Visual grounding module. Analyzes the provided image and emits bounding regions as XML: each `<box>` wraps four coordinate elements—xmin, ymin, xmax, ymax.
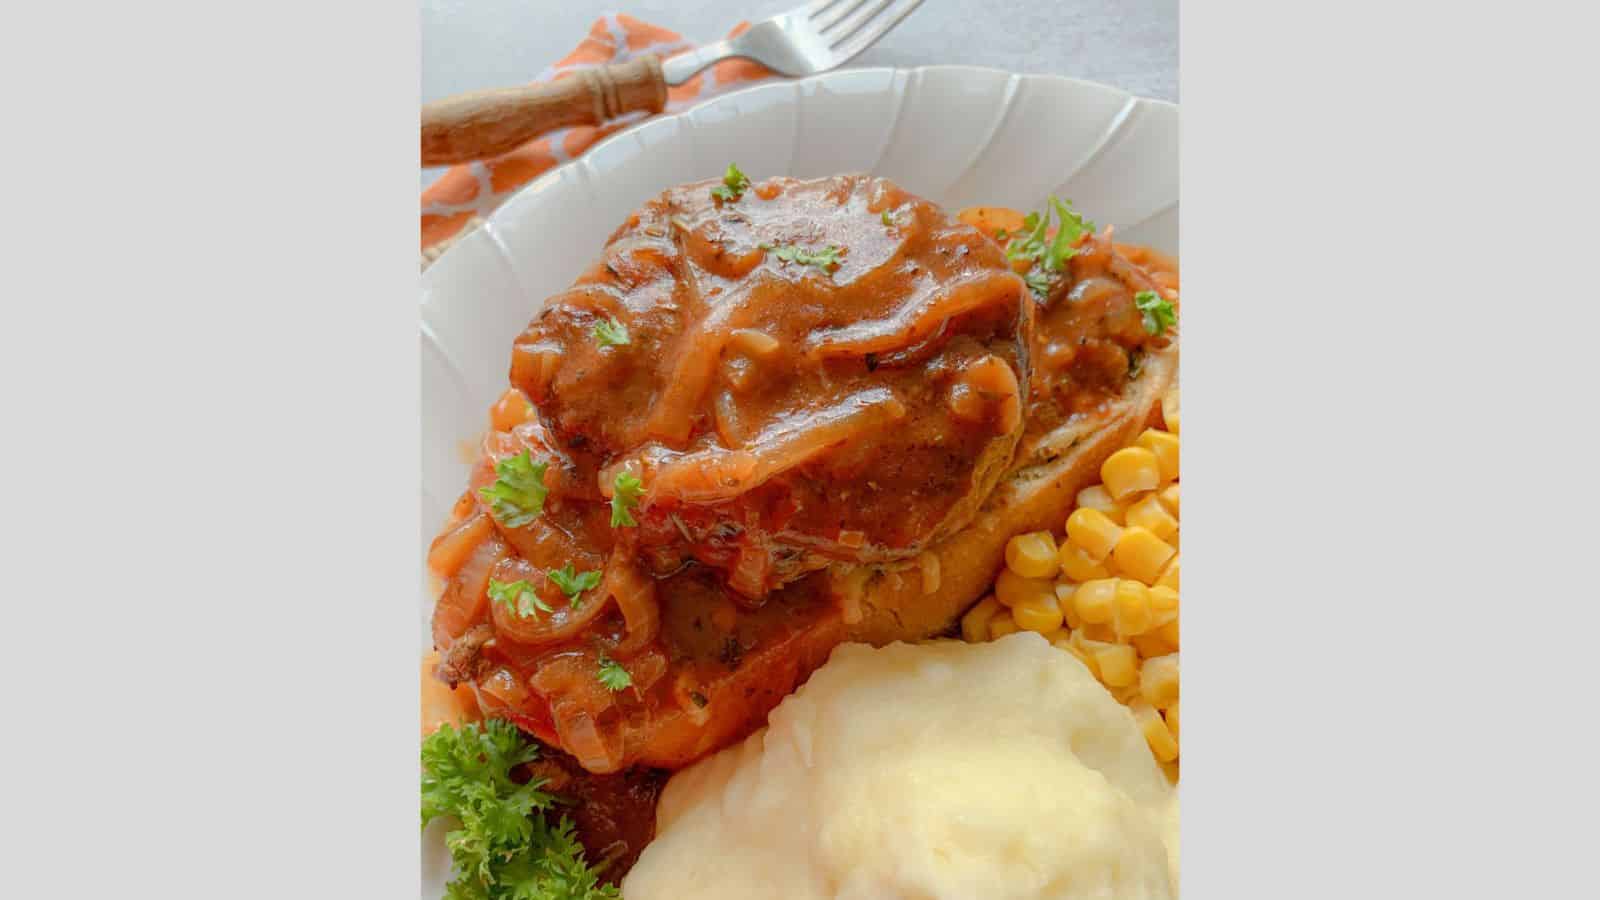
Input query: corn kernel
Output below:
<box><xmin>1066</xmin><ymin>507</ymin><xmax>1123</xmax><ymax>561</ymax></box>
<box><xmin>1136</xmin><ymin>429</ymin><xmax>1180</xmax><ymax>484</ymax></box>
<box><xmin>1062</xmin><ymin>639</ymin><xmax>1098</xmax><ymax>678</ymax></box>
<box><xmin>1149</xmin><ymin>585</ymin><xmax>1179</xmax><ymax>626</ymax></box>
<box><xmin>1012</xmin><ymin>592</ymin><xmax>1065</xmax><ymax>633</ymax></box>
<box><xmin>1130</xmin><ymin>633</ymin><xmax>1174</xmax><ymax>659</ymax></box>
<box><xmin>1157</xmin><ymin>618</ymin><xmax>1179</xmax><ymax>648</ymax></box>
<box><xmin>1156</xmin><ymin>554</ymin><xmax>1180</xmax><ymax>591</ymax></box>
<box><xmin>989</xmin><ymin>611</ymin><xmax>1021</xmax><ymax>639</ymax></box>
<box><xmin>1166</xmin><ymin>701</ymin><xmax>1180</xmax><ymax>740</ymax></box>
<box><xmin>1112</xmin><ymin>526</ymin><xmax>1177</xmax><ymax>585</ymax></box>
<box><xmin>1067</xmin><ymin>629</ymin><xmax>1102</xmax><ymax>652</ymax></box>
<box><xmin>995</xmin><ymin>568</ymin><xmax>1055</xmax><ymax>609</ymax></box>
<box><xmin>1110</xmin><ymin>682</ymin><xmax>1145</xmax><ymax>706</ymax></box>
<box><xmin>1101</xmin><ymin>446</ymin><xmax>1161</xmax><ymax>500</ymax></box>
<box><xmin>1005</xmin><ymin>531</ymin><xmax>1060</xmax><ymax>579</ymax></box>
<box><xmin>1114</xmin><ymin>579</ymin><xmax>1155</xmax><ymax>636</ymax></box>
<box><xmin>1055</xmin><ymin>583</ymin><xmax>1083</xmax><ymax>629</ymax></box>
<box><xmin>1094</xmin><ymin>643</ymin><xmax>1140</xmax><ymax>687</ymax></box>
<box><xmin>1067</xmin><ymin>647</ymin><xmax>1098</xmax><ymax>678</ymax></box>
<box><xmin>1140</xmin><ymin>653</ymin><xmax>1180</xmax><ymax>709</ymax></box>
<box><xmin>1158</xmin><ymin>484</ymin><xmax>1179</xmax><ymax>517</ymax></box>
<box><xmin>961</xmin><ymin>595</ymin><xmax>1001</xmax><ymax>643</ymax></box>
<box><xmin>1132</xmin><ymin>701</ymin><xmax>1179</xmax><ymax>762</ymax></box>
<box><xmin>1073</xmin><ymin>578</ymin><xmax>1117</xmax><ymax>624</ymax></box>
<box><xmin>1074</xmin><ymin>484</ymin><xmax>1128</xmax><ymax>524</ymax></box>
<box><xmin>1124</xmin><ymin>493</ymin><xmax>1178</xmax><ymax>541</ymax></box>
<box><xmin>1080</xmin><ymin>622</ymin><xmax>1119</xmax><ymax>643</ymax></box>
<box><xmin>1058</xmin><ymin>542</ymin><xmax>1111</xmax><ymax>582</ymax></box>
<box><xmin>1068</xmin><ymin>631</ymin><xmax>1114</xmax><ymax>678</ymax></box>
<box><xmin>1162</xmin><ymin>387</ymin><xmax>1180</xmax><ymax>435</ymax></box>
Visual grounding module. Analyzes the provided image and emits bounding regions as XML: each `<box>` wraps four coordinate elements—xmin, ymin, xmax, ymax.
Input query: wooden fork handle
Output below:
<box><xmin>421</xmin><ymin>55</ymin><xmax>668</xmax><ymax>167</ymax></box>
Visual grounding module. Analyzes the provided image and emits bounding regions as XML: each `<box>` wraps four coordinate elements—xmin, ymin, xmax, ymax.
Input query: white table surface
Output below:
<box><xmin>422</xmin><ymin>0</ymin><xmax>1178</xmax><ymax>189</ymax></box>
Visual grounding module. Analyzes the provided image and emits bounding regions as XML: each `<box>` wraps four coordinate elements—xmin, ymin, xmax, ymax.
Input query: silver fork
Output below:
<box><xmin>422</xmin><ymin>0</ymin><xmax>928</xmax><ymax>166</ymax></box>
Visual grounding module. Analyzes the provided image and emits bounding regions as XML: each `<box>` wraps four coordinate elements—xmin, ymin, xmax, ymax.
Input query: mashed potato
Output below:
<box><xmin>622</xmin><ymin>633</ymin><xmax>1179</xmax><ymax>899</ymax></box>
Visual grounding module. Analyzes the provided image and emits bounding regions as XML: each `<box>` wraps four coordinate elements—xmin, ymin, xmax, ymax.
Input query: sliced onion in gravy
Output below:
<box><xmin>647</xmin><ymin>388</ymin><xmax>908</xmax><ymax>504</ymax></box>
<box><xmin>805</xmin><ymin>271</ymin><xmax>1023</xmax><ymax>358</ymax></box>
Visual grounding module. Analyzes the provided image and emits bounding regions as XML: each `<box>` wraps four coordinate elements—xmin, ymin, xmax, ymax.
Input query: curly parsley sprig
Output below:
<box><xmin>488</xmin><ymin>579</ymin><xmax>553</xmax><ymax>618</ymax></box>
<box><xmin>1007</xmin><ymin>196</ymin><xmax>1096</xmax><ymax>299</ymax></box>
<box><xmin>592</xmin><ymin>318</ymin><xmax>629</xmax><ymax>348</ymax></box>
<box><xmin>761</xmin><ymin>242</ymin><xmax>844</xmax><ymax>273</ymax></box>
<box><xmin>479</xmin><ymin>450</ymin><xmax>549</xmax><ymax>527</ymax></box>
<box><xmin>597</xmin><ymin>655</ymin><xmax>633</xmax><ymax>692</ymax></box>
<box><xmin>546</xmin><ymin>564</ymin><xmax>602</xmax><ymax>608</ymax></box>
<box><xmin>710</xmin><ymin>162</ymin><xmax>750</xmax><ymax>202</ymax></box>
<box><xmin>422</xmin><ymin>720</ymin><xmax>618</xmax><ymax>899</ymax></box>
<box><xmin>609</xmin><ymin>472</ymin><xmax>643</xmax><ymax>528</ymax></box>
<box><xmin>1134</xmin><ymin>290</ymin><xmax>1177</xmax><ymax>336</ymax></box>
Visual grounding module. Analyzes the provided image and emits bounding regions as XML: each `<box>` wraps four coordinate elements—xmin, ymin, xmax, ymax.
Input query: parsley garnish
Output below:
<box><xmin>1007</xmin><ymin>196</ymin><xmax>1097</xmax><ymax>299</ymax></box>
<box><xmin>1043</xmin><ymin>197</ymin><xmax>1094</xmax><ymax>270</ymax></box>
<box><xmin>610</xmin><ymin>471</ymin><xmax>643</xmax><ymax>527</ymax></box>
<box><xmin>422</xmin><ymin>720</ymin><xmax>619</xmax><ymax>900</ymax></box>
<box><xmin>710</xmin><ymin>162</ymin><xmax>750</xmax><ymax>202</ymax></box>
<box><xmin>1005</xmin><ymin>210</ymin><xmax>1050</xmax><ymax>267</ymax></box>
<box><xmin>881</xmin><ymin>209</ymin><xmax>897</xmax><ymax>227</ymax></box>
<box><xmin>478</xmin><ymin>450</ymin><xmax>548</xmax><ymax>527</ymax></box>
<box><xmin>1023</xmin><ymin>270</ymin><xmax>1053</xmax><ymax>297</ymax></box>
<box><xmin>592</xmin><ymin>317</ymin><xmax>630</xmax><ymax>347</ymax></box>
<box><xmin>597</xmin><ymin>655</ymin><xmax>633</xmax><ymax>692</ymax></box>
<box><xmin>546</xmin><ymin>564</ymin><xmax>602</xmax><ymax>608</ymax></box>
<box><xmin>1134</xmin><ymin>290</ymin><xmax>1177</xmax><ymax>336</ymax></box>
<box><xmin>488</xmin><ymin>578</ymin><xmax>553</xmax><ymax>618</ymax></box>
<box><xmin>762</xmin><ymin>242</ymin><xmax>844</xmax><ymax>273</ymax></box>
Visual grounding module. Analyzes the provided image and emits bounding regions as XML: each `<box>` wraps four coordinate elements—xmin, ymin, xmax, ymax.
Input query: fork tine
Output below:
<box><xmin>830</xmin><ymin>0</ymin><xmax>925</xmax><ymax>55</ymax></box>
<box><xmin>822</xmin><ymin>0</ymin><xmax>894</xmax><ymax>41</ymax></box>
<box><xmin>805</xmin><ymin>0</ymin><xmax>847</xmax><ymax>15</ymax></box>
<box><xmin>811</xmin><ymin>0</ymin><xmax>872</xmax><ymax>32</ymax></box>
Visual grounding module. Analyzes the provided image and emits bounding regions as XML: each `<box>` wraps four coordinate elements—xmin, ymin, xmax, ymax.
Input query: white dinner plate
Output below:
<box><xmin>419</xmin><ymin>65</ymin><xmax>1177</xmax><ymax>894</ymax></box>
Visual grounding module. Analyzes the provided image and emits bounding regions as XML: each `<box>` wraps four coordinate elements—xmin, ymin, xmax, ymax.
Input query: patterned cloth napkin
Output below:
<box><xmin>421</xmin><ymin>14</ymin><xmax>778</xmax><ymax>264</ymax></box>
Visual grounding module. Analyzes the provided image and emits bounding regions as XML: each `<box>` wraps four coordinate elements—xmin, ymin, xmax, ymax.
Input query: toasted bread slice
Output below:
<box><xmin>844</xmin><ymin>344</ymin><xmax>1177</xmax><ymax>644</ymax></box>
